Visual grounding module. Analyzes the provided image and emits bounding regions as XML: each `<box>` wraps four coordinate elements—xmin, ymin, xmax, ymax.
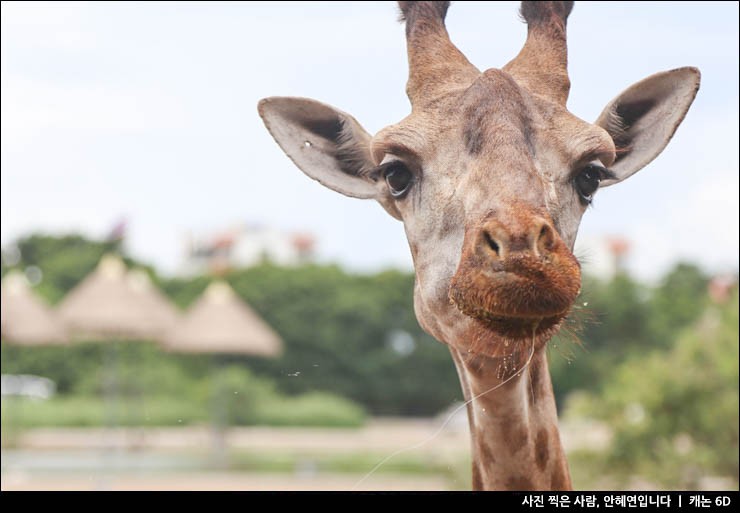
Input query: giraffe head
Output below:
<box><xmin>258</xmin><ymin>1</ymin><xmax>699</xmax><ymax>360</ymax></box>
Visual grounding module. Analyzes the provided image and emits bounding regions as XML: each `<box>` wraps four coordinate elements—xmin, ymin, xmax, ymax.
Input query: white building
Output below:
<box><xmin>179</xmin><ymin>223</ymin><xmax>315</xmax><ymax>276</ymax></box>
<box><xmin>574</xmin><ymin>235</ymin><xmax>631</xmax><ymax>281</ymax></box>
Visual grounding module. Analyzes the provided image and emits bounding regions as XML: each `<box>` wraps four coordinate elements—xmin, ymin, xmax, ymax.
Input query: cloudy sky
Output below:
<box><xmin>2</xmin><ymin>1</ymin><xmax>738</xmax><ymax>281</ymax></box>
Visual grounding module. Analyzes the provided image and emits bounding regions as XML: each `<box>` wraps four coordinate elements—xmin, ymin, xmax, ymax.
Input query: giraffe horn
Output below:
<box><xmin>398</xmin><ymin>1</ymin><xmax>479</xmax><ymax>108</ymax></box>
<box><xmin>503</xmin><ymin>1</ymin><xmax>574</xmax><ymax>105</ymax></box>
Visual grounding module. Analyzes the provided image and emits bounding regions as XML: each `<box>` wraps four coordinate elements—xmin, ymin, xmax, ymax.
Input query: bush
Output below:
<box><xmin>0</xmin><ymin>366</ymin><xmax>366</xmax><ymax>430</ymax></box>
<box><xmin>210</xmin><ymin>365</ymin><xmax>277</xmax><ymax>425</ymax></box>
<box><xmin>564</xmin><ymin>289</ymin><xmax>739</xmax><ymax>488</ymax></box>
<box><xmin>254</xmin><ymin>392</ymin><xmax>366</xmax><ymax>427</ymax></box>
<box><xmin>1</xmin><ymin>395</ymin><xmax>208</xmax><ymax>430</ymax></box>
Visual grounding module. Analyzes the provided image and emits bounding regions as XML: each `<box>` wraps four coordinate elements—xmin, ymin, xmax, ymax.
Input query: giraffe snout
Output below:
<box><xmin>478</xmin><ymin>216</ymin><xmax>556</xmax><ymax>262</ymax></box>
<box><xmin>448</xmin><ymin>208</ymin><xmax>581</xmax><ymax>338</ymax></box>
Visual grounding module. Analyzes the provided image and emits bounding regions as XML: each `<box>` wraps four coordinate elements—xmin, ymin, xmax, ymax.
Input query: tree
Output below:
<box><xmin>2</xmin><ymin>233</ymin><xmax>148</xmax><ymax>304</ymax></box>
<box><xmin>201</xmin><ymin>264</ymin><xmax>462</xmax><ymax>416</ymax></box>
<box><xmin>549</xmin><ymin>272</ymin><xmax>652</xmax><ymax>406</ymax></box>
<box><xmin>647</xmin><ymin>262</ymin><xmax>710</xmax><ymax>348</ymax></box>
<box><xmin>569</xmin><ymin>288</ymin><xmax>739</xmax><ymax>487</ymax></box>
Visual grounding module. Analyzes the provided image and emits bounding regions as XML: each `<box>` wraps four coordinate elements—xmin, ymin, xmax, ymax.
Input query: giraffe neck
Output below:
<box><xmin>449</xmin><ymin>346</ymin><xmax>572</xmax><ymax>491</ymax></box>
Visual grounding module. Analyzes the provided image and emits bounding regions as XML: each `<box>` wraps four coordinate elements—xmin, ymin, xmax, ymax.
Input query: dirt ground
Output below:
<box><xmin>4</xmin><ymin>417</ymin><xmax>734</xmax><ymax>491</ymax></box>
<box><xmin>1</xmin><ymin>418</ymin><xmax>469</xmax><ymax>491</ymax></box>
<box><xmin>1</xmin><ymin>470</ymin><xmax>451</xmax><ymax>491</ymax></box>
<box><xmin>5</xmin><ymin>417</ymin><xmax>471</xmax><ymax>453</ymax></box>
<box><xmin>1</xmin><ymin>417</ymin><xmax>652</xmax><ymax>492</ymax></box>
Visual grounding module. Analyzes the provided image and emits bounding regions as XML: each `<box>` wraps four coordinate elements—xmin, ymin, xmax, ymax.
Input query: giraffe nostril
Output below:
<box><xmin>536</xmin><ymin>222</ymin><xmax>555</xmax><ymax>255</ymax></box>
<box><xmin>484</xmin><ymin>231</ymin><xmax>500</xmax><ymax>255</ymax></box>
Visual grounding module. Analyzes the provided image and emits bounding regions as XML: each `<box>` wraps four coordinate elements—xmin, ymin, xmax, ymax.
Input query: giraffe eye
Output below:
<box><xmin>574</xmin><ymin>164</ymin><xmax>607</xmax><ymax>205</ymax></box>
<box><xmin>383</xmin><ymin>162</ymin><xmax>414</xmax><ymax>198</ymax></box>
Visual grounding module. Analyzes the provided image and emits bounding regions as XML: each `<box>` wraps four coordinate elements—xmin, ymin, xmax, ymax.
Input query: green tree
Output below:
<box><xmin>570</xmin><ymin>288</ymin><xmax>739</xmax><ymax>487</ymax></box>
<box><xmin>2</xmin><ymin>233</ymin><xmax>153</xmax><ymax>304</ymax></box>
<box><xmin>647</xmin><ymin>263</ymin><xmax>710</xmax><ymax>347</ymax></box>
<box><xmin>549</xmin><ymin>272</ymin><xmax>651</xmax><ymax>407</ymax></box>
<box><xmin>199</xmin><ymin>263</ymin><xmax>461</xmax><ymax>416</ymax></box>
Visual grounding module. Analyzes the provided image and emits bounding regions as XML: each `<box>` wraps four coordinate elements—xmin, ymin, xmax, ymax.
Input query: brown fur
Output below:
<box><xmin>449</xmin><ymin>205</ymin><xmax>581</xmax><ymax>353</ymax></box>
<box><xmin>454</xmin><ymin>348</ymin><xmax>569</xmax><ymax>490</ymax></box>
<box><xmin>477</xmin><ymin>439</ymin><xmax>497</xmax><ymax>465</ymax></box>
<box><xmin>528</xmin><ymin>351</ymin><xmax>545</xmax><ymax>405</ymax></box>
<box><xmin>400</xmin><ymin>1</ymin><xmax>479</xmax><ymax>106</ymax></box>
<box><xmin>520</xmin><ymin>1</ymin><xmax>573</xmax><ymax>26</ymax></box>
<box><xmin>535</xmin><ymin>428</ymin><xmax>550</xmax><ymax>470</ymax></box>
<box><xmin>398</xmin><ymin>1</ymin><xmax>450</xmax><ymax>29</ymax></box>
<box><xmin>462</xmin><ymin>70</ymin><xmax>535</xmax><ymax>156</ymax></box>
<box><xmin>550</xmin><ymin>456</ymin><xmax>572</xmax><ymax>490</ymax></box>
<box><xmin>506</xmin><ymin>474</ymin><xmax>536</xmax><ymax>491</ymax></box>
<box><xmin>505</xmin><ymin>1</ymin><xmax>573</xmax><ymax>105</ymax></box>
<box><xmin>506</xmin><ymin>422</ymin><xmax>532</xmax><ymax>454</ymax></box>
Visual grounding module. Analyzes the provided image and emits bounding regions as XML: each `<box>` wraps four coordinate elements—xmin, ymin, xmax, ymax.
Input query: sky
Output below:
<box><xmin>1</xmin><ymin>1</ymin><xmax>738</xmax><ymax>282</ymax></box>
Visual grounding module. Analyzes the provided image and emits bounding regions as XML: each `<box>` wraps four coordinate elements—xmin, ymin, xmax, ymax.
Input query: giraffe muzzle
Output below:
<box><xmin>448</xmin><ymin>211</ymin><xmax>581</xmax><ymax>340</ymax></box>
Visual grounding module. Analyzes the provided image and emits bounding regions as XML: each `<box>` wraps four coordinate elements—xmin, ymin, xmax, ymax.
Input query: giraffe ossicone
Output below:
<box><xmin>258</xmin><ymin>1</ymin><xmax>699</xmax><ymax>490</ymax></box>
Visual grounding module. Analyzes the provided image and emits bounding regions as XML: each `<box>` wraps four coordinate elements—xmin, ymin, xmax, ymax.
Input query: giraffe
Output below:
<box><xmin>258</xmin><ymin>1</ymin><xmax>699</xmax><ymax>490</ymax></box>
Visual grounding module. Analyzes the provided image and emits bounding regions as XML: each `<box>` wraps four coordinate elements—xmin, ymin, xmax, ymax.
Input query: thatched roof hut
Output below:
<box><xmin>1</xmin><ymin>271</ymin><xmax>68</xmax><ymax>345</ymax></box>
<box><xmin>57</xmin><ymin>255</ymin><xmax>179</xmax><ymax>341</ymax></box>
<box><xmin>162</xmin><ymin>281</ymin><xmax>282</xmax><ymax>356</ymax></box>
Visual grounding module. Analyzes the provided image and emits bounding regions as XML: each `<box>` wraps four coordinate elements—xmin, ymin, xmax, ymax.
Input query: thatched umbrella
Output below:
<box><xmin>126</xmin><ymin>269</ymin><xmax>180</xmax><ymax>338</ymax></box>
<box><xmin>56</xmin><ymin>254</ymin><xmax>181</xmax><ymax>446</ymax></box>
<box><xmin>162</xmin><ymin>280</ymin><xmax>282</xmax><ymax>466</ymax></box>
<box><xmin>57</xmin><ymin>255</ymin><xmax>177</xmax><ymax>341</ymax></box>
<box><xmin>162</xmin><ymin>281</ymin><xmax>281</xmax><ymax>356</ymax></box>
<box><xmin>1</xmin><ymin>271</ymin><xmax>68</xmax><ymax>439</ymax></box>
<box><xmin>1</xmin><ymin>271</ymin><xmax>68</xmax><ymax>345</ymax></box>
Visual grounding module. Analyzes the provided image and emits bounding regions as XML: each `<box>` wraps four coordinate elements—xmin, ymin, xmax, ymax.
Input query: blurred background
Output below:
<box><xmin>1</xmin><ymin>1</ymin><xmax>737</xmax><ymax>491</ymax></box>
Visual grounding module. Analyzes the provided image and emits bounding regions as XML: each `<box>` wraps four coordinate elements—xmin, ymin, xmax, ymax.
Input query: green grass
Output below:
<box><xmin>1</xmin><ymin>391</ymin><xmax>365</xmax><ymax>436</ymax></box>
<box><xmin>230</xmin><ymin>451</ymin><xmax>440</xmax><ymax>474</ymax></box>
<box><xmin>1</xmin><ymin>396</ymin><xmax>208</xmax><ymax>430</ymax></box>
<box><xmin>254</xmin><ymin>392</ymin><xmax>365</xmax><ymax>428</ymax></box>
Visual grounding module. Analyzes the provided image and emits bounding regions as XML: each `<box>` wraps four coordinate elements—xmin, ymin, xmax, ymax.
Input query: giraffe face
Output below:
<box><xmin>365</xmin><ymin>69</ymin><xmax>613</xmax><ymax>357</ymax></box>
<box><xmin>258</xmin><ymin>3</ymin><xmax>699</xmax><ymax>358</ymax></box>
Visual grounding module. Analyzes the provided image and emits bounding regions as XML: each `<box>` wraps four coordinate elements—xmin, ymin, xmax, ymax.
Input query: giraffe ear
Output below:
<box><xmin>258</xmin><ymin>97</ymin><xmax>380</xmax><ymax>199</ymax></box>
<box><xmin>595</xmin><ymin>67</ymin><xmax>700</xmax><ymax>187</ymax></box>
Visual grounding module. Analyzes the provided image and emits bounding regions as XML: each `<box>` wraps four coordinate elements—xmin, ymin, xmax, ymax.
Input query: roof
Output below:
<box><xmin>1</xmin><ymin>271</ymin><xmax>68</xmax><ymax>345</ymax></box>
<box><xmin>162</xmin><ymin>281</ymin><xmax>282</xmax><ymax>356</ymax></box>
<box><xmin>57</xmin><ymin>254</ymin><xmax>179</xmax><ymax>341</ymax></box>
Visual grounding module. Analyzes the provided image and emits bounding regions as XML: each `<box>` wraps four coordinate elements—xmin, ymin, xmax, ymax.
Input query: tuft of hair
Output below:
<box><xmin>335</xmin><ymin>118</ymin><xmax>375</xmax><ymax>178</ymax></box>
<box><xmin>600</xmin><ymin>99</ymin><xmax>660</xmax><ymax>158</ymax></box>
<box><xmin>398</xmin><ymin>1</ymin><xmax>450</xmax><ymax>29</ymax></box>
<box><xmin>519</xmin><ymin>1</ymin><xmax>573</xmax><ymax>25</ymax></box>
